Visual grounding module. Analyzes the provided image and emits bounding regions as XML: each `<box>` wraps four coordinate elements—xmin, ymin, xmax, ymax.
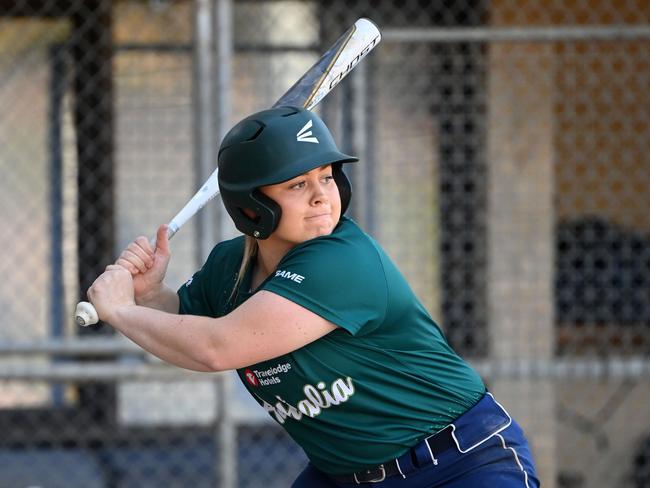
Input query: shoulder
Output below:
<box><xmin>288</xmin><ymin>217</ymin><xmax>379</xmax><ymax>262</ymax></box>
<box><xmin>273</xmin><ymin>218</ymin><xmax>384</xmax><ymax>285</ymax></box>
<box><xmin>262</xmin><ymin>218</ymin><xmax>389</xmax><ymax>335</ymax></box>
<box><xmin>269</xmin><ymin>218</ymin><xmax>388</xmax><ymax>302</ymax></box>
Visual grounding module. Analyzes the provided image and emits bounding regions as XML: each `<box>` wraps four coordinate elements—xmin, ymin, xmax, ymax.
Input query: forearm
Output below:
<box><xmin>135</xmin><ymin>283</ymin><xmax>180</xmax><ymax>313</ymax></box>
<box><xmin>109</xmin><ymin>305</ymin><xmax>220</xmax><ymax>372</ymax></box>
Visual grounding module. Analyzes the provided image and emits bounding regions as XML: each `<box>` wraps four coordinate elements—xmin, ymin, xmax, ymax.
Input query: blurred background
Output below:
<box><xmin>0</xmin><ymin>0</ymin><xmax>649</xmax><ymax>486</ymax></box>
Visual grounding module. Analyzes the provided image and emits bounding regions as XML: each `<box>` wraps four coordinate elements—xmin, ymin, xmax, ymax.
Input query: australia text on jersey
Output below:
<box><xmin>255</xmin><ymin>376</ymin><xmax>355</xmax><ymax>424</ymax></box>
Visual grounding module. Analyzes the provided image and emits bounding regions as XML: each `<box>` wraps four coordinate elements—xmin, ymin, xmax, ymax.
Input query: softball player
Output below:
<box><xmin>88</xmin><ymin>107</ymin><xmax>539</xmax><ymax>487</ymax></box>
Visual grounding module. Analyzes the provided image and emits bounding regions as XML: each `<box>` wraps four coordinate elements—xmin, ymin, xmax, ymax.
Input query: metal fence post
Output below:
<box><xmin>212</xmin><ymin>2</ymin><xmax>236</xmax><ymax>487</ymax></box>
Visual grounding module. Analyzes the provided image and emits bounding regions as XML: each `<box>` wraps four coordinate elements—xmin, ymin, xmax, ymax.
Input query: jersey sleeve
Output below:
<box><xmin>177</xmin><ymin>261</ymin><xmax>217</xmax><ymax>317</ymax></box>
<box><xmin>177</xmin><ymin>237</ymin><xmax>243</xmax><ymax>317</ymax></box>
<box><xmin>260</xmin><ymin>234</ymin><xmax>388</xmax><ymax>336</ymax></box>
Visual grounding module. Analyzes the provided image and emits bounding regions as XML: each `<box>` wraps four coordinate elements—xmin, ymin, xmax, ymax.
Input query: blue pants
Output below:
<box><xmin>292</xmin><ymin>393</ymin><xmax>540</xmax><ymax>487</ymax></box>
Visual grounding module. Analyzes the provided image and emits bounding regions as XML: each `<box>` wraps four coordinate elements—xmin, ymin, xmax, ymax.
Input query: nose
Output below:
<box><xmin>310</xmin><ymin>180</ymin><xmax>329</xmax><ymax>206</ymax></box>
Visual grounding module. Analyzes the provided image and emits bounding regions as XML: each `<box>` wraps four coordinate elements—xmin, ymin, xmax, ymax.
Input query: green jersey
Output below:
<box><xmin>178</xmin><ymin>217</ymin><xmax>485</xmax><ymax>474</ymax></box>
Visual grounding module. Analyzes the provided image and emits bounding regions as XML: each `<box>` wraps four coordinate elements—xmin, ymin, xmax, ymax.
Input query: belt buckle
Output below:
<box><xmin>353</xmin><ymin>464</ymin><xmax>386</xmax><ymax>484</ymax></box>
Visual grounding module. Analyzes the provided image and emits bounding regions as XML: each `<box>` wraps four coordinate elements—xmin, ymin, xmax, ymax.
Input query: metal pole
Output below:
<box><xmin>49</xmin><ymin>44</ymin><xmax>66</xmax><ymax>406</ymax></box>
<box><xmin>193</xmin><ymin>0</ymin><xmax>217</xmax><ymax>265</ymax></box>
<box><xmin>193</xmin><ymin>4</ymin><xmax>236</xmax><ymax>486</ymax></box>
<box><xmin>0</xmin><ymin>362</ymin><xmax>216</xmax><ymax>381</ymax></box>
<box><xmin>213</xmin><ymin>0</ymin><xmax>232</xmax><ymax>145</ymax></box>
<box><xmin>382</xmin><ymin>25</ymin><xmax>650</xmax><ymax>43</ymax></box>
<box><xmin>212</xmin><ymin>2</ymin><xmax>236</xmax><ymax>488</ymax></box>
<box><xmin>215</xmin><ymin>0</ymin><xmax>235</xmax><ymax>241</ymax></box>
<box><xmin>0</xmin><ymin>338</ymin><xmax>143</xmax><ymax>356</ymax></box>
<box><xmin>2</xmin><ymin>357</ymin><xmax>649</xmax><ymax>380</ymax></box>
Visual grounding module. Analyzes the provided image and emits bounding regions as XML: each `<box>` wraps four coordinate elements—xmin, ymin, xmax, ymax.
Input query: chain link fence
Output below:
<box><xmin>1</xmin><ymin>0</ymin><xmax>649</xmax><ymax>486</ymax></box>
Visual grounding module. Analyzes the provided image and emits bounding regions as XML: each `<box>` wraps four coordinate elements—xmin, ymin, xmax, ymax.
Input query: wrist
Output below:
<box><xmin>136</xmin><ymin>282</ymin><xmax>167</xmax><ymax>305</ymax></box>
<box><xmin>109</xmin><ymin>302</ymin><xmax>138</xmax><ymax>326</ymax></box>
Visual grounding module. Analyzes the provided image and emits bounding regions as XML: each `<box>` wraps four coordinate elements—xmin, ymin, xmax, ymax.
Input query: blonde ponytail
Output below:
<box><xmin>230</xmin><ymin>236</ymin><xmax>258</xmax><ymax>301</ymax></box>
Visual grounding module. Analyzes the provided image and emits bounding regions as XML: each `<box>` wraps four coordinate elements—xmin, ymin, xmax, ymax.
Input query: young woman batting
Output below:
<box><xmin>87</xmin><ymin>106</ymin><xmax>539</xmax><ymax>487</ymax></box>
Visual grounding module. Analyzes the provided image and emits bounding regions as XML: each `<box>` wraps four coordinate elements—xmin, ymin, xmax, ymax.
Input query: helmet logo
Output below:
<box><xmin>296</xmin><ymin>119</ymin><xmax>319</xmax><ymax>144</ymax></box>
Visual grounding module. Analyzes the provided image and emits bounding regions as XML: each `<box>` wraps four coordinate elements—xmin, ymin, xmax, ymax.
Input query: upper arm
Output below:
<box><xmin>211</xmin><ymin>290</ymin><xmax>337</xmax><ymax>370</ymax></box>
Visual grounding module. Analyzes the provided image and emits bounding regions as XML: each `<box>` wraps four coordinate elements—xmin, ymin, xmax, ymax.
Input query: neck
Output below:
<box><xmin>252</xmin><ymin>239</ymin><xmax>293</xmax><ymax>288</ymax></box>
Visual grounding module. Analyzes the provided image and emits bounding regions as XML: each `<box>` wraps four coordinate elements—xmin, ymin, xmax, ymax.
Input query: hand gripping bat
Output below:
<box><xmin>75</xmin><ymin>18</ymin><xmax>381</xmax><ymax>326</ymax></box>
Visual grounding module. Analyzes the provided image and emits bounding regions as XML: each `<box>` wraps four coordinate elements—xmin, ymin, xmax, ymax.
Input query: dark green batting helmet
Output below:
<box><xmin>217</xmin><ymin>106</ymin><xmax>358</xmax><ymax>239</ymax></box>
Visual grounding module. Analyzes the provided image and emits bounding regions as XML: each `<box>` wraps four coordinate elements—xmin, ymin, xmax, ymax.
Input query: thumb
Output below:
<box><xmin>154</xmin><ymin>224</ymin><xmax>171</xmax><ymax>256</ymax></box>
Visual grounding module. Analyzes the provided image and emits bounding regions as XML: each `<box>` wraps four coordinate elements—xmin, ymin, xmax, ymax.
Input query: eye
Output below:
<box><xmin>321</xmin><ymin>174</ymin><xmax>334</xmax><ymax>184</ymax></box>
<box><xmin>289</xmin><ymin>180</ymin><xmax>306</xmax><ymax>190</ymax></box>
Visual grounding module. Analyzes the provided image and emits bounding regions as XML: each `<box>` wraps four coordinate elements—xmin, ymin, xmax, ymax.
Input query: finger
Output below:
<box><xmin>155</xmin><ymin>224</ymin><xmax>171</xmax><ymax>256</ymax></box>
<box><xmin>129</xmin><ymin>238</ymin><xmax>155</xmax><ymax>267</ymax></box>
<box><xmin>120</xmin><ymin>248</ymin><xmax>149</xmax><ymax>273</ymax></box>
<box><xmin>105</xmin><ymin>264</ymin><xmax>125</xmax><ymax>272</ymax></box>
<box><xmin>105</xmin><ymin>264</ymin><xmax>132</xmax><ymax>276</ymax></box>
<box><xmin>115</xmin><ymin>257</ymin><xmax>141</xmax><ymax>276</ymax></box>
<box><xmin>134</xmin><ymin>235</ymin><xmax>154</xmax><ymax>255</ymax></box>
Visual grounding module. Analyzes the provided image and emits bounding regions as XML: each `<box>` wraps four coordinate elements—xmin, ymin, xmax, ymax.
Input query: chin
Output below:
<box><xmin>315</xmin><ymin>228</ymin><xmax>334</xmax><ymax>238</ymax></box>
<box><xmin>305</xmin><ymin>223</ymin><xmax>335</xmax><ymax>240</ymax></box>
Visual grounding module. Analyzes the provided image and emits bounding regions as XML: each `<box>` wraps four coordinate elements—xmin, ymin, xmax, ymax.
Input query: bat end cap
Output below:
<box><xmin>75</xmin><ymin>302</ymin><xmax>99</xmax><ymax>327</ymax></box>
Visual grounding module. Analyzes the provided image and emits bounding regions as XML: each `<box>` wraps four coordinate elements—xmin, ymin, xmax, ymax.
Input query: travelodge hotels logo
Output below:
<box><xmin>244</xmin><ymin>362</ymin><xmax>292</xmax><ymax>387</ymax></box>
<box><xmin>244</xmin><ymin>369</ymin><xmax>259</xmax><ymax>386</ymax></box>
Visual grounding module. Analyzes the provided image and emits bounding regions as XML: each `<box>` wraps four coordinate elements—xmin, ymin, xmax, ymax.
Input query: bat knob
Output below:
<box><xmin>75</xmin><ymin>301</ymin><xmax>99</xmax><ymax>327</ymax></box>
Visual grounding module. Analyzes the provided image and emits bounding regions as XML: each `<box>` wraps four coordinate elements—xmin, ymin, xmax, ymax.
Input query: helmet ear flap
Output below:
<box><xmin>250</xmin><ymin>190</ymin><xmax>282</xmax><ymax>239</ymax></box>
<box><xmin>333</xmin><ymin>163</ymin><xmax>353</xmax><ymax>215</ymax></box>
<box><xmin>223</xmin><ymin>189</ymin><xmax>282</xmax><ymax>239</ymax></box>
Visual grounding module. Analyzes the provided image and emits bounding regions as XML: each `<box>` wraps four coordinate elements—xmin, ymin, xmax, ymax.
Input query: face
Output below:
<box><xmin>259</xmin><ymin>164</ymin><xmax>341</xmax><ymax>247</ymax></box>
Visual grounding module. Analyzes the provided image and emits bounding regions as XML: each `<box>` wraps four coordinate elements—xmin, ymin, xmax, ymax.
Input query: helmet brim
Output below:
<box><xmin>222</xmin><ymin>151</ymin><xmax>358</xmax><ymax>192</ymax></box>
<box><xmin>265</xmin><ymin>150</ymin><xmax>358</xmax><ymax>186</ymax></box>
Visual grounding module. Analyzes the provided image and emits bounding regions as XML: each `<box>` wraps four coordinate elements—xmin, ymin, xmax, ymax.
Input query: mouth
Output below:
<box><xmin>305</xmin><ymin>212</ymin><xmax>331</xmax><ymax>221</ymax></box>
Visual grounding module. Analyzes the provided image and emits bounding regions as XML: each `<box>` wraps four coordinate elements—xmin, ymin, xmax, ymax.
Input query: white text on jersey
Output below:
<box><xmin>258</xmin><ymin>377</ymin><xmax>356</xmax><ymax>424</ymax></box>
<box><xmin>275</xmin><ymin>269</ymin><xmax>305</xmax><ymax>283</ymax></box>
